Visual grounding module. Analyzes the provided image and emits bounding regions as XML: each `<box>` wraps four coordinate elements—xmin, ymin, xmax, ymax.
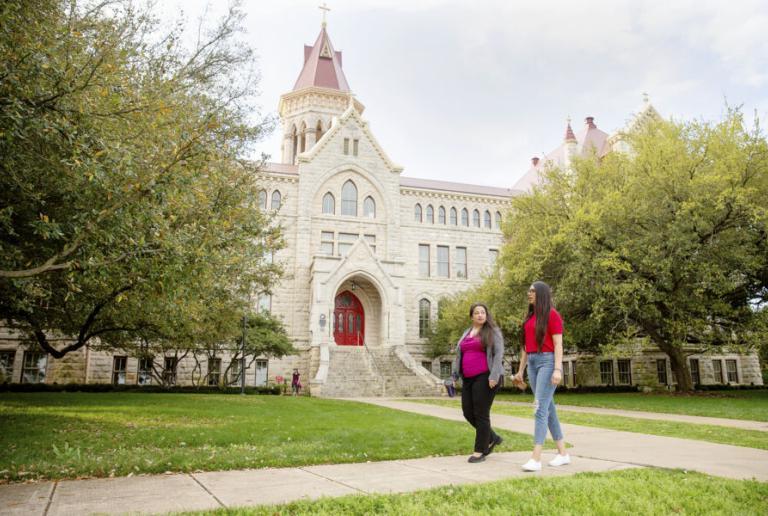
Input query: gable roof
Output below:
<box><xmin>293</xmin><ymin>27</ymin><xmax>350</xmax><ymax>92</ymax></box>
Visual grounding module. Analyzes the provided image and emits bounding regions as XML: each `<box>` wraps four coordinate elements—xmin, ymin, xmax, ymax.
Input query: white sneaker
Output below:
<box><xmin>548</xmin><ymin>454</ymin><xmax>571</xmax><ymax>467</ymax></box>
<box><xmin>521</xmin><ymin>459</ymin><xmax>542</xmax><ymax>472</ymax></box>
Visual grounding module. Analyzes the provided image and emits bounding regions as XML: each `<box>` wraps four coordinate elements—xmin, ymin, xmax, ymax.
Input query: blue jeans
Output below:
<box><xmin>527</xmin><ymin>352</ymin><xmax>564</xmax><ymax>445</ymax></box>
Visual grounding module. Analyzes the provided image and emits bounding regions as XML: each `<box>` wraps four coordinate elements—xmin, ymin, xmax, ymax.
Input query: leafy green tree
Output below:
<box><xmin>0</xmin><ymin>0</ymin><xmax>283</xmax><ymax>358</ymax></box>
<box><xmin>499</xmin><ymin>110</ymin><xmax>768</xmax><ymax>391</ymax></box>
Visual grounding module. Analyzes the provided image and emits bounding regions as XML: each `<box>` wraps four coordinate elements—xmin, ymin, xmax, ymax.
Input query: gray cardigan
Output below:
<box><xmin>451</xmin><ymin>326</ymin><xmax>505</xmax><ymax>383</ymax></box>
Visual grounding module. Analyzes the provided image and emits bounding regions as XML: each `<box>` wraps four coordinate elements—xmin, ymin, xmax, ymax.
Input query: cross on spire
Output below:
<box><xmin>319</xmin><ymin>3</ymin><xmax>330</xmax><ymax>27</ymax></box>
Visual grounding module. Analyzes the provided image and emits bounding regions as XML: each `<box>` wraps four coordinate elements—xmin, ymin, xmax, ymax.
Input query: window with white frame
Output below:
<box><xmin>363</xmin><ymin>196</ymin><xmax>376</xmax><ymax>218</ymax></box>
<box><xmin>689</xmin><ymin>358</ymin><xmax>700</xmax><ymax>385</ymax></box>
<box><xmin>0</xmin><ymin>351</ymin><xmax>15</xmax><ymax>383</ymax></box>
<box><xmin>338</xmin><ymin>232</ymin><xmax>358</xmax><ymax>256</ymax></box>
<box><xmin>657</xmin><ymin>359</ymin><xmax>667</xmax><ymax>384</ymax></box>
<box><xmin>617</xmin><ymin>359</ymin><xmax>631</xmax><ymax>385</ymax></box>
<box><xmin>112</xmin><ymin>356</ymin><xmax>127</xmax><ymax>385</ymax></box>
<box><xmin>419</xmin><ymin>244</ymin><xmax>430</xmax><ymax>277</ymax></box>
<box><xmin>271</xmin><ymin>190</ymin><xmax>281</xmax><ymax>210</ymax></box>
<box><xmin>449</xmin><ymin>207</ymin><xmax>457</xmax><ymax>225</ymax></box>
<box><xmin>320</xmin><ymin>231</ymin><xmax>334</xmax><ymax>255</ymax></box>
<box><xmin>484</xmin><ymin>210</ymin><xmax>492</xmax><ymax>228</ymax></box>
<box><xmin>341</xmin><ymin>180</ymin><xmax>357</xmax><ymax>216</ymax></box>
<box><xmin>138</xmin><ymin>357</ymin><xmax>153</xmax><ymax>385</ymax></box>
<box><xmin>426</xmin><ymin>205</ymin><xmax>434</xmax><ymax>223</ymax></box>
<box><xmin>21</xmin><ymin>351</ymin><xmax>46</xmax><ymax>384</ymax></box>
<box><xmin>495</xmin><ymin>211</ymin><xmax>502</xmax><ymax>229</ymax></box>
<box><xmin>461</xmin><ymin>208</ymin><xmax>469</xmax><ymax>226</ymax></box>
<box><xmin>726</xmin><ymin>359</ymin><xmax>738</xmax><ymax>383</ymax></box>
<box><xmin>713</xmin><ymin>359</ymin><xmax>724</xmax><ymax>383</ymax></box>
<box><xmin>488</xmin><ymin>249</ymin><xmax>499</xmax><ymax>266</ymax></box>
<box><xmin>208</xmin><ymin>358</ymin><xmax>221</xmax><ymax>386</ymax></box>
<box><xmin>437</xmin><ymin>245</ymin><xmax>449</xmax><ymax>278</ymax></box>
<box><xmin>162</xmin><ymin>357</ymin><xmax>177</xmax><ymax>385</ymax></box>
<box><xmin>455</xmin><ymin>247</ymin><xmax>467</xmax><ymax>278</ymax></box>
<box><xmin>322</xmin><ymin>192</ymin><xmax>335</xmax><ymax>214</ymax></box>
<box><xmin>419</xmin><ymin>299</ymin><xmax>431</xmax><ymax>338</ymax></box>
<box><xmin>438</xmin><ymin>206</ymin><xmax>446</xmax><ymax>224</ymax></box>
<box><xmin>364</xmin><ymin>234</ymin><xmax>376</xmax><ymax>253</ymax></box>
<box><xmin>599</xmin><ymin>360</ymin><xmax>614</xmax><ymax>385</ymax></box>
<box><xmin>415</xmin><ymin>203</ymin><xmax>422</xmax><ymax>222</ymax></box>
<box><xmin>258</xmin><ymin>293</ymin><xmax>272</xmax><ymax>313</ymax></box>
<box><xmin>258</xmin><ymin>190</ymin><xmax>267</xmax><ymax>210</ymax></box>
<box><xmin>472</xmin><ymin>209</ymin><xmax>480</xmax><ymax>227</ymax></box>
<box><xmin>229</xmin><ymin>359</ymin><xmax>242</xmax><ymax>385</ymax></box>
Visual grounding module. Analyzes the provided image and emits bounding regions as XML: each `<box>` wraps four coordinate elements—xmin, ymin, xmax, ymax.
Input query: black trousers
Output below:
<box><xmin>461</xmin><ymin>372</ymin><xmax>499</xmax><ymax>453</ymax></box>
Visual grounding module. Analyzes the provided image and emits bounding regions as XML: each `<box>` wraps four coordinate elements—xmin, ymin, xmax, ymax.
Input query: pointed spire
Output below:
<box><xmin>293</xmin><ymin>27</ymin><xmax>351</xmax><ymax>92</ymax></box>
<box><xmin>564</xmin><ymin>117</ymin><xmax>576</xmax><ymax>142</ymax></box>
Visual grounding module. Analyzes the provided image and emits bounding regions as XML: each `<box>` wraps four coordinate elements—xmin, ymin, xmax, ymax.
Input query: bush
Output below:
<box><xmin>0</xmin><ymin>383</ymin><xmax>280</xmax><ymax>395</ymax></box>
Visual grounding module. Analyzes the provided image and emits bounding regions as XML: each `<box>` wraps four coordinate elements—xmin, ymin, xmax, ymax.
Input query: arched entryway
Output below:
<box><xmin>334</xmin><ymin>290</ymin><xmax>364</xmax><ymax>346</ymax></box>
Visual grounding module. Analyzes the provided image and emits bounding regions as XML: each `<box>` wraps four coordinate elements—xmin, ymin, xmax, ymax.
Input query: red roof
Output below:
<box><xmin>293</xmin><ymin>28</ymin><xmax>350</xmax><ymax>92</ymax></box>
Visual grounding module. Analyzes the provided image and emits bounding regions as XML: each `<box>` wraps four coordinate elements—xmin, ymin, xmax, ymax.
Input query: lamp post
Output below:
<box><xmin>241</xmin><ymin>312</ymin><xmax>247</xmax><ymax>395</ymax></box>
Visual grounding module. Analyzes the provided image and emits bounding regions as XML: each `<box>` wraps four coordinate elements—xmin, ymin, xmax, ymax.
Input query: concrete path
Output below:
<box><xmin>0</xmin><ymin>452</ymin><xmax>638</xmax><ymax>515</ymax></box>
<box><xmin>361</xmin><ymin>399</ymin><xmax>768</xmax><ymax>482</ymax></box>
<box><xmin>494</xmin><ymin>400</ymin><xmax>768</xmax><ymax>432</ymax></box>
<box><xmin>2</xmin><ymin>398</ymin><xmax>767</xmax><ymax>515</ymax></box>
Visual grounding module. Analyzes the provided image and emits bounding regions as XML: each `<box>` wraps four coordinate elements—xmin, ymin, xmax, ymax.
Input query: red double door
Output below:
<box><xmin>333</xmin><ymin>291</ymin><xmax>365</xmax><ymax>346</ymax></box>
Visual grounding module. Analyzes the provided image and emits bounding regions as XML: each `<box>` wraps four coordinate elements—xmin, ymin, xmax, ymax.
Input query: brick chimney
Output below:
<box><xmin>531</xmin><ymin>156</ymin><xmax>540</xmax><ymax>166</ymax></box>
<box><xmin>585</xmin><ymin>116</ymin><xmax>596</xmax><ymax>129</ymax></box>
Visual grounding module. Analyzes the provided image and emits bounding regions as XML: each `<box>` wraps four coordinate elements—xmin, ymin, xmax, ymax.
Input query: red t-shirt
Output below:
<box><xmin>524</xmin><ymin>308</ymin><xmax>563</xmax><ymax>353</ymax></box>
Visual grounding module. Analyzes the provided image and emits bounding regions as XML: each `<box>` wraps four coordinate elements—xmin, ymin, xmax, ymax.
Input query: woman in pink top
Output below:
<box><xmin>451</xmin><ymin>302</ymin><xmax>505</xmax><ymax>463</ymax></box>
<box><xmin>512</xmin><ymin>281</ymin><xmax>569</xmax><ymax>471</ymax></box>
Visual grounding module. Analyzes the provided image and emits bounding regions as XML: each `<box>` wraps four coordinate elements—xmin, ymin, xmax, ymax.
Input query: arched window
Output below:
<box><xmin>472</xmin><ymin>209</ymin><xmax>480</xmax><ymax>227</ymax></box>
<box><xmin>449</xmin><ymin>207</ymin><xmax>457</xmax><ymax>225</ymax></box>
<box><xmin>414</xmin><ymin>203</ymin><xmax>422</xmax><ymax>222</ymax></box>
<box><xmin>419</xmin><ymin>299</ymin><xmax>431</xmax><ymax>338</ymax></box>
<box><xmin>363</xmin><ymin>196</ymin><xmax>376</xmax><ymax>218</ymax></box>
<box><xmin>258</xmin><ymin>190</ymin><xmax>267</xmax><ymax>210</ymax></box>
<box><xmin>484</xmin><ymin>210</ymin><xmax>492</xmax><ymax>228</ymax></box>
<box><xmin>315</xmin><ymin>120</ymin><xmax>323</xmax><ymax>142</ymax></box>
<box><xmin>299</xmin><ymin>122</ymin><xmax>307</xmax><ymax>153</ymax></box>
<box><xmin>426</xmin><ymin>205</ymin><xmax>434</xmax><ymax>224</ymax></box>
<box><xmin>495</xmin><ymin>211</ymin><xmax>502</xmax><ymax>229</ymax></box>
<box><xmin>461</xmin><ymin>208</ymin><xmax>469</xmax><ymax>226</ymax></box>
<box><xmin>438</xmin><ymin>206</ymin><xmax>446</xmax><ymax>224</ymax></box>
<box><xmin>341</xmin><ymin>180</ymin><xmax>357</xmax><ymax>216</ymax></box>
<box><xmin>271</xmin><ymin>190</ymin><xmax>281</xmax><ymax>210</ymax></box>
<box><xmin>322</xmin><ymin>192</ymin><xmax>335</xmax><ymax>214</ymax></box>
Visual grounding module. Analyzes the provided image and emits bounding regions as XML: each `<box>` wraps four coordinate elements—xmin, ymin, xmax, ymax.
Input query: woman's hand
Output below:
<box><xmin>489</xmin><ymin>379</ymin><xmax>498</xmax><ymax>389</ymax></box>
<box><xmin>551</xmin><ymin>368</ymin><xmax>562</xmax><ymax>386</ymax></box>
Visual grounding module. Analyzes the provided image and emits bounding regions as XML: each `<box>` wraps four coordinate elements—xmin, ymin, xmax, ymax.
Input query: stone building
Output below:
<box><xmin>0</xmin><ymin>24</ymin><xmax>762</xmax><ymax>392</ymax></box>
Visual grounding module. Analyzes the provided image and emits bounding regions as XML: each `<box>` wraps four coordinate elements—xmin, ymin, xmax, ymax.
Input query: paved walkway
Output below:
<box><xmin>493</xmin><ymin>400</ymin><xmax>768</xmax><ymax>431</ymax></box>
<box><xmin>1</xmin><ymin>398</ymin><xmax>766</xmax><ymax>515</ymax></box>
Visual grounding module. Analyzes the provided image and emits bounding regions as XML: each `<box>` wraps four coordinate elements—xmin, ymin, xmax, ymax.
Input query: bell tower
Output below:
<box><xmin>279</xmin><ymin>15</ymin><xmax>364</xmax><ymax>164</ymax></box>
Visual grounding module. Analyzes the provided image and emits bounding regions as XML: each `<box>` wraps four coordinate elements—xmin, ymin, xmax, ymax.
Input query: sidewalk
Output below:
<box><xmin>494</xmin><ymin>400</ymin><xmax>768</xmax><ymax>432</ymax></box>
<box><xmin>1</xmin><ymin>399</ymin><xmax>766</xmax><ymax>515</ymax></box>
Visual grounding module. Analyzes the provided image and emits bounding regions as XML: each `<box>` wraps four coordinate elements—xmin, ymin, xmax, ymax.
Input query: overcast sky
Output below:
<box><xmin>159</xmin><ymin>0</ymin><xmax>768</xmax><ymax>187</ymax></box>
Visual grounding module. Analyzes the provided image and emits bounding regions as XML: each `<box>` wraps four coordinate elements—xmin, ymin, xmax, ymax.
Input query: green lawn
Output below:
<box><xmin>417</xmin><ymin>399</ymin><xmax>768</xmax><ymax>450</ymax></box>
<box><xmin>0</xmin><ymin>393</ymin><xmax>536</xmax><ymax>483</ymax></box>
<box><xmin>495</xmin><ymin>390</ymin><xmax>768</xmax><ymax>421</ymax></box>
<box><xmin>186</xmin><ymin>469</ymin><xmax>768</xmax><ymax>515</ymax></box>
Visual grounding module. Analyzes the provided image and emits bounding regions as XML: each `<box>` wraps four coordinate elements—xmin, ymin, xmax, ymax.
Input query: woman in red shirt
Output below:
<box><xmin>512</xmin><ymin>281</ymin><xmax>570</xmax><ymax>471</ymax></box>
<box><xmin>451</xmin><ymin>302</ymin><xmax>505</xmax><ymax>463</ymax></box>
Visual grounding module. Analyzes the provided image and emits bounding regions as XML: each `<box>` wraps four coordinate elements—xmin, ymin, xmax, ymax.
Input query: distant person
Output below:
<box><xmin>443</xmin><ymin>378</ymin><xmax>456</xmax><ymax>397</ymax></box>
<box><xmin>452</xmin><ymin>302</ymin><xmax>505</xmax><ymax>463</ymax></box>
<box><xmin>511</xmin><ymin>281</ymin><xmax>569</xmax><ymax>472</ymax></box>
<box><xmin>291</xmin><ymin>368</ymin><xmax>301</xmax><ymax>396</ymax></box>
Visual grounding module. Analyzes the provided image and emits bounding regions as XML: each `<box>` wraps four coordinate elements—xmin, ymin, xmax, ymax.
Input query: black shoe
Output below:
<box><xmin>468</xmin><ymin>454</ymin><xmax>486</xmax><ymax>463</ymax></box>
<box><xmin>484</xmin><ymin>435</ymin><xmax>504</xmax><ymax>456</ymax></box>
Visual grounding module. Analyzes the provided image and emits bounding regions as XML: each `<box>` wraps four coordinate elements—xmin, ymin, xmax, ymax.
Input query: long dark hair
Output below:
<box><xmin>469</xmin><ymin>302</ymin><xmax>498</xmax><ymax>348</ymax></box>
<box><xmin>523</xmin><ymin>281</ymin><xmax>553</xmax><ymax>352</ymax></box>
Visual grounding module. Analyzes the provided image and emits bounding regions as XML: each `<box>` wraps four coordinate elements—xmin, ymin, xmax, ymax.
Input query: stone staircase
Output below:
<box><xmin>319</xmin><ymin>345</ymin><xmax>444</xmax><ymax>398</ymax></box>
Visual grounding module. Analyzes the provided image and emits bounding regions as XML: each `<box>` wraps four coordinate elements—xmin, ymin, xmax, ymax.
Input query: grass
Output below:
<box><xmin>495</xmin><ymin>390</ymin><xmax>768</xmax><ymax>421</ymax></box>
<box><xmin>0</xmin><ymin>392</ymin><xmax>536</xmax><ymax>483</ymax></box>
<box><xmin>183</xmin><ymin>468</ymin><xmax>768</xmax><ymax>515</ymax></box>
<box><xmin>417</xmin><ymin>399</ymin><xmax>768</xmax><ymax>450</ymax></box>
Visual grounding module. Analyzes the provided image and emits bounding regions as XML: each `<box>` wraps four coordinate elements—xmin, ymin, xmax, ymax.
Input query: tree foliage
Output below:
<box><xmin>0</xmin><ymin>0</ymin><xmax>283</xmax><ymax>358</ymax></box>
<box><xmin>432</xmin><ymin>110</ymin><xmax>768</xmax><ymax>391</ymax></box>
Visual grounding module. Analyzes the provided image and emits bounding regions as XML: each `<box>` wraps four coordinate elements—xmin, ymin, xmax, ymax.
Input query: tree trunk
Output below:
<box><xmin>665</xmin><ymin>345</ymin><xmax>694</xmax><ymax>392</ymax></box>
